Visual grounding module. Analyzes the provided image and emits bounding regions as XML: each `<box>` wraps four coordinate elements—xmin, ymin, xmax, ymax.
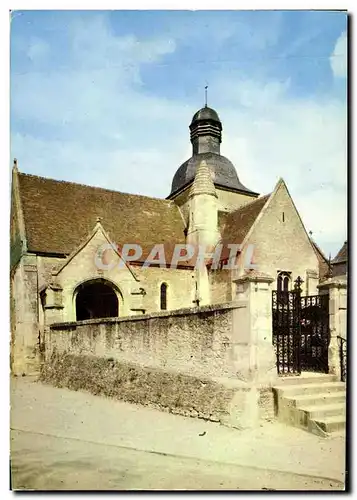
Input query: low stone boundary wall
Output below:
<box><xmin>47</xmin><ymin>303</ymin><xmax>244</xmax><ymax>379</ymax></box>
<box><xmin>44</xmin><ymin>300</ymin><xmax>276</xmax><ymax>427</ymax></box>
<box><xmin>40</xmin><ymin>351</ymin><xmax>274</xmax><ymax>427</ymax></box>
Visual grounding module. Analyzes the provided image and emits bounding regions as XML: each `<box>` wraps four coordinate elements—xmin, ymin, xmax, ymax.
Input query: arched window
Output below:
<box><xmin>160</xmin><ymin>283</ymin><xmax>167</xmax><ymax>310</ymax></box>
<box><xmin>75</xmin><ymin>279</ymin><xmax>119</xmax><ymax>321</ymax></box>
<box><xmin>277</xmin><ymin>272</ymin><xmax>291</xmax><ymax>301</ymax></box>
<box><xmin>283</xmin><ymin>275</ymin><xmax>289</xmax><ymax>293</ymax></box>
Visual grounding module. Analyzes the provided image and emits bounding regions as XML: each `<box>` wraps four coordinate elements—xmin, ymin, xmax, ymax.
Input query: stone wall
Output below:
<box><xmin>47</xmin><ymin>303</ymin><xmax>241</xmax><ymax>379</ymax></box>
<box><xmin>37</xmin><ymin>255</ymin><xmax>66</xmax><ymax>289</ymax></box>
<box><xmin>11</xmin><ymin>255</ymin><xmax>40</xmax><ymax>375</ymax></box>
<box><xmin>43</xmin><ymin>298</ymin><xmax>276</xmax><ymax>428</ymax></box>
<box><xmin>216</xmin><ymin>188</ymin><xmax>258</xmax><ymax>213</ymax></box>
<box><xmin>40</xmin><ymin>352</ymin><xmax>236</xmax><ymax>423</ymax></box>
<box><xmin>209</xmin><ymin>268</ymin><xmax>232</xmax><ymax>304</ymax></box>
<box><xmin>41</xmin><ymin>350</ymin><xmax>274</xmax><ymax>427</ymax></box>
<box><xmin>133</xmin><ymin>265</ymin><xmax>196</xmax><ymax>313</ymax></box>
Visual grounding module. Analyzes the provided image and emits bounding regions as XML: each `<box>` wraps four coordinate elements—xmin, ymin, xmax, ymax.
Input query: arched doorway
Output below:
<box><xmin>75</xmin><ymin>279</ymin><xmax>119</xmax><ymax>321</ymax></box>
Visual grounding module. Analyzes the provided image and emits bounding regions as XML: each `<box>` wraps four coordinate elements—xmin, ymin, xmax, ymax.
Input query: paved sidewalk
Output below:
<box><xmin>10</xmin><ymin>377</ymin><xmax>346</xmax><ymax>490</ymax></box>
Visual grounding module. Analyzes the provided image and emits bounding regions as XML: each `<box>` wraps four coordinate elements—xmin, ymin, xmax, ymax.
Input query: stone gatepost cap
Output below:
<box><xmin>233</xmin><ymin>270</ymin><xmax>274</xmax><ymax>284</ymax></box>
<box><xmin>318</xmin><ymin>276</ymin><xmax>347</xmax><ymax>289</ymax></box>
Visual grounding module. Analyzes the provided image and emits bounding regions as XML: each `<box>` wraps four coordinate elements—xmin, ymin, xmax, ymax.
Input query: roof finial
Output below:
<box><xmin>204</xmin><ymin>85</ymin><xmax>208</xmax><ymax>108</ymax></box>
<box><xmin>13</xmin><ymin>158</ymin><xmax>18</xmax><ymax>170</ymax></box>
<box><xmin>328</xmin><ymin>252</ymin><xmax>333</xmax><ymax>277</ymax></box>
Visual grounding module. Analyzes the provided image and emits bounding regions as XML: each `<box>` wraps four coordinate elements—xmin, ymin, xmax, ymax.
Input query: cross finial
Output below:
<box><xmin>294</xmin><ymin>276</ymin><xmax>304</xmax><ymax>292</ymax></box>
<box><xmin>204</xmin><ymin>85</ymin><xmax>208</xmax><ymax>107</ymax></box>
<box><xmin>96</xmin><ymin>216</ymin><xmax>102</xmax><ymax>223</ymax></box>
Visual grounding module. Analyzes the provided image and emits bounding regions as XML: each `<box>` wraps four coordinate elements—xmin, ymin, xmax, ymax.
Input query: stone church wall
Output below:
<box><xmin>48</xmin><ymin>228</ymin><xmax>196</xmax><ymax>321</ymax></box>
<box><xmin>209</xmin><ymin>268</ymin><xmax>232</xmax><ymax>304</ymax></box>
<box><xmin>11</xmin><ymin>255</ymin><xmax>40</xmax><ymax>375</ymax></box>
<box><xmin>133</xmin><ymin>266</ymin><xmax>196</xmax><ymax>313</ymax></box>
<box><xmin>216</xmin><ymin>188</ymin><xmax>258</xmax><ymax>213</ymax></box>
<box><xmin>37</xmin><ymin>255</ymin><xmax>67</xmax><ymax>289</ymax></box>
<box><xmin>233</xmin><ymin>182</ymin><xmax>320</xmax><ymax>294</ymax></box>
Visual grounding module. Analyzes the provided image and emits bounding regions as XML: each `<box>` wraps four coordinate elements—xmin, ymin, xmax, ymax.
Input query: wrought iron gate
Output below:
<box><xmin>337</xmin><ymin>336</ymin><xmax>347</xmax><ymax>382</ymax></box>
<box><xmin>272</xmin><ymin>276</ymin><xmax>330</xmax><ymax>375</ymax></box>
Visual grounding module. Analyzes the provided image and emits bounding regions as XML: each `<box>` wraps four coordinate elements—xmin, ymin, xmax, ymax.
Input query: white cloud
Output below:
<box><xmin>157</xmin><ymin>11</ymin><xmax>283</xmax><ymax>50</ymax></box>
<box><xmin>26</xmin><ymin>37</ymin><xmax>50</xmax><ymax>62</ymax></box>
<box><xmin>330</xmin><ymin>30</ymin><xmax>347</xmax><ymax>78</ymax></box>
<box><xmin>217</xmin><ymin>82</ymin><xmax>347</xmax><ymax>255</ymax></box>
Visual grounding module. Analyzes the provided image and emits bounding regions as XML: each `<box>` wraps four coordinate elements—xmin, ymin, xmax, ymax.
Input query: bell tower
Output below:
<box><xmin>186</xmin><ymin>159</ymin><xmax>220</xmax><ymax>248</ymax></box>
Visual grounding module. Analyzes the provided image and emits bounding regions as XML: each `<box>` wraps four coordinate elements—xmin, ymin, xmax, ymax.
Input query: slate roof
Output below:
<box><xmin>191</xmin><ymin>106</ymin><xmax>221</xmax><ymax>124</ymax></box>
<box><xmin>169</xmin><ymin>152</ymin><xmax>258</xmax><ymax>197</ymax></box>
<box><xmin>332</xmin><ymin>241</ymin><xmax>348</xmax><ymax>264</ymax></box>
<box><xmin>17</xmin><ymin>173</ymin><xmax>187</xmax><ymax>257</ymax></box>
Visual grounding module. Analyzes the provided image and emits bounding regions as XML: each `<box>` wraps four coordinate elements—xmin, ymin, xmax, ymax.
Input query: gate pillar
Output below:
<box><xmin>226</xmin><ymin>271</ymin><xmax>278</xmax><ymax>429</ymax></box>
<box><xmin>318</xmin><ymin>277</ymin><xmax>347</xmax><ymax>379</ymax></box>
<box><xmin>232</xmin><ymin>270</ymin><xmax>277</xmax><ymax>386</ymax></box>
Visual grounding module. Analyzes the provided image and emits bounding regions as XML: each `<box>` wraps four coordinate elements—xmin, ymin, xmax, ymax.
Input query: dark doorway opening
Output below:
<box><xmin>76</xmin><ymin>280</ymin><xmax>119</xmax><ymax>321</ymax></box>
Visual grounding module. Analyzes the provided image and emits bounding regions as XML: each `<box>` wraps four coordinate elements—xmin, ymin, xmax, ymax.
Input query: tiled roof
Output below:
<box><xmin>310</xmin><ymin>239</ymin><xmax>330</xmax><ymax>281</ymax></box>
<box><xmin>219</xmin><ymin>194</ymin><xmax>270</xmax><ymax>246</ymax></box>
<box><xmin>18</xmin><ymin>173</ymin><xmax>187</xmax><ymax>257</ymax></box>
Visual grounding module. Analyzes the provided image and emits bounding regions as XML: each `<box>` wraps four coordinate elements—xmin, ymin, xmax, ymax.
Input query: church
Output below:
<box><xmin>10</xmin><ymin>104</ymin><xmax>330</xmax><ymax>375</ymax></box>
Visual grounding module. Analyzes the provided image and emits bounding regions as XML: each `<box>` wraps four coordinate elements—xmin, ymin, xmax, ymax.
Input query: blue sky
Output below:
<box><xmin>10</xmin><ymin>10</ymin><xmax>347</xmax><ymax>257</ymax></box>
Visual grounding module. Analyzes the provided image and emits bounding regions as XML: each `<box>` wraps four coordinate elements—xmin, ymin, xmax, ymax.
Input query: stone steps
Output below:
<box><xmin>299</xmin><ymin>403</ymin><xmax>346</xmax><ymax>420</ymax></box>
<box><xmin>275</xmin><ymin>374</ymin><xmax>337</xmax><ymax>385</ymax></box>
<box><xmin>312</xmin><ymin>415</ymin><xmax>346</xmax><ymax>434</ymax></box>
<box><xmin>274</xmin><ymin>382</ymin><xmax>345</xmax><ymax>397</ymax></box>
<box><xmin>285</xmin><ymin>392</ymin><xmax>346</xmax><ymax>407</ymax></box>
<box><xmin>273</xmin><ymin>375</ymin><xmax>346</xmax><ymax>436</ymax></box>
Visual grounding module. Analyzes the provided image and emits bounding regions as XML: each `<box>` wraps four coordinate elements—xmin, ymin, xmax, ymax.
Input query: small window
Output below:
<box><xmin>160</xmin><ymin>283</ymin><xmax>167</xmax><ymax>310</ymax></box>
<box><xmin>277</xmin><ymin>272</ymin><xmax>291</xmax><ymax>302</ymax></box>
<box><xmin>283</xmin><ymin>276</ymin><xmax>289</xmax><ymax>292</ymax></box>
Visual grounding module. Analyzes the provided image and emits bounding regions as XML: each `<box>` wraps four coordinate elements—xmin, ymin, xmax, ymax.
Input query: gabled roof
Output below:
<box><xmin>17</xmin><ymin>172</ymin><xmax>187</xmax><ymax>257</ymax></box>
<box><xmin>52</xmin><ymin>220</ymin><xmax>139</xmax><ymax>281</ymax></box>
<box><xmin>310</xmin><ymin>238</ymin><xmax>330</xmax><ymax>281</ymax></box>
<box><xmin>219</xmin><ymin>194</ymin><xmax>271</xmax><ymax>246</ymax></box>
<box><xmin>310</xmin><ymin>239</ymin><xmax>328</xmax><ymax>262</ymax></box>
<box><xmin>332</xmin><ymin>241</ymin><xmax>348</xmax><ymax>264</ymax></box>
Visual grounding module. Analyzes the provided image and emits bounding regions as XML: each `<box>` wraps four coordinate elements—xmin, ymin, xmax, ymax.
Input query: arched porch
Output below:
<box><xmin>74</xmin><ymin>278</ymin><xmax>121</xmax><ymax>321</ymax></box>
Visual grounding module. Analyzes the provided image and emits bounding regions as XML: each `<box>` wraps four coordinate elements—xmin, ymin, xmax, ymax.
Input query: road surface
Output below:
<box><xmin>10</xmin><ymin>377</ymin><xmax>345</xmax><ymax>491</ymax></box>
